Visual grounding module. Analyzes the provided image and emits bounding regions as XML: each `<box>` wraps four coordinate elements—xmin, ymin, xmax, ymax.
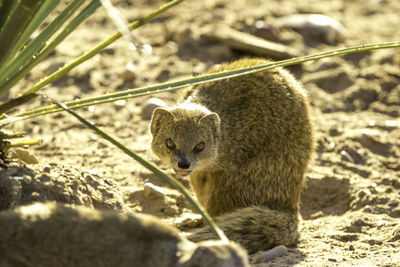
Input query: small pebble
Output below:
<box><xmin>104</xmin><ymin>179</ymin><xmax>113</xmax><ymax>186</ymax></box>
<box><xmin>30</xmin><ymin>191</ymin><xmax>40</xmax><ymax>200</ymax></box>
<box><xmin>165</xmin><ymin>41</ymin><xmax>179</xmax><ymax>55</ymax></box>
<box><xmin>79</xmin><ymin>176</ymin><xmax>87</xmax><ymax>185</ymax></box>
<box><xmin>253</xmin><ymin>245</ymin><xmax>288</xmax><ymax>263</ymax></box>
<box><xmin>143</xmin><ymin>182</ymin><xmax>165</xmax><ymax>200</ymax></box>
<box><xmin>39</xmin><ymin>174</ymin><xmax>51</xmax><ymax>182</ymax></box>
<box><xmin>156</xmin><ymin>69</ymin><xmax>170</xmax><ymax>83</ymax></box>
<box><xmin>141</xmin><ymin>98</ymin><xmax>167</xmax><ymax>120</ymax></box>
<box><xmin>121</xmin><ymin>63</ymin><xmax>137</xmax><ymax>82</ymax></box>
<box><xmin>340</xmin><ymin>150</ymin><xmax>355</xmax><ymax>163</ymax></box>
<box><xmin>43</xmin><ymin>164</ymin><xmax>51</xmax><ymax>173</ymax></box>
<box><xmin>114</xmin><ymin>99</ymin><xmax>126</xmax><ymax>107</ymax></box>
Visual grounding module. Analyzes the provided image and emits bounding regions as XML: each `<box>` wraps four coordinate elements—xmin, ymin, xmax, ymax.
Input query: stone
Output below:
<box><xmin>141</xmin><ymin>98</ymin><xmax>167</xmax><ymax>120</ymax></box>
<box><xmin>143</xmin><ymin>182</ymin><xmax>165</xmax><ymax>200</ymax></box>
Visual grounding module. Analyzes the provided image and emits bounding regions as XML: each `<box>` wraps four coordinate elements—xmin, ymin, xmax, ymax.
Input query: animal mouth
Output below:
<box><xmin>174</xmin><ymin>169</ymin><xmax>191</xmax><ymax>177</ymax></box>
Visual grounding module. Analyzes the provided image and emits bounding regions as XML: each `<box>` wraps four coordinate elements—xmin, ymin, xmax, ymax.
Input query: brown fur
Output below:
<box><xmin>150</xmin><ymin>58</ymin><xmax>314</xmax><ymax>254</ymax></box>
<box><xmin>0</xmin><ymin>202</ymin><xmax>249</xmax><ymax>267</ymax></box>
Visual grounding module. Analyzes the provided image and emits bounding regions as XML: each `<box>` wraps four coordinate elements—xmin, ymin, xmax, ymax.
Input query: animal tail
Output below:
<box><xmin>188</xmin><ymin>206</ymin><xmax>299</xmax><ymax>254</ymax></box>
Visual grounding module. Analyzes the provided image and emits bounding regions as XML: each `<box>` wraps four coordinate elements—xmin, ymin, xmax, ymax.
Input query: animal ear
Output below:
<box><xmin>198</xmin><ymin>113</ymin><xmax>221</xmax><ymax>138</ymax></box>
<box><xmin>150</xmin><ymin>108</ymin><xmax>174</xmax><ymax>136</ymax></box>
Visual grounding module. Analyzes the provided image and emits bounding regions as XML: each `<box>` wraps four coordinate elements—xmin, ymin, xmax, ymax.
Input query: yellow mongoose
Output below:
<box><xmin>0</xmin><ymin>202</ymin><xmax>249</xmax><ymax>267</ymax></box>
<box><xmin>150</xmin><ymin>58</ymin><xmax>314</xmax><ymax>253</ymax></box>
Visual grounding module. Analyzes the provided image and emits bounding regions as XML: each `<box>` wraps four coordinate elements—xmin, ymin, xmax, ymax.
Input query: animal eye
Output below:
<box><xmin>193</xmin><ymin>141</ymin><xmax>204</xmax><ymax>152</ymax></box>
<box><xmin>166</xmin><ymin>138</ymin><xmax>175</xmax><ymax>149</ymax></box>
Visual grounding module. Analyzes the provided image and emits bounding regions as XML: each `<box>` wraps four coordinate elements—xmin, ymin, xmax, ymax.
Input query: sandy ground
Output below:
<box><xmin>1</xmin><ymin>0</ymin><xmax>400</xmax><ymax>265</ymax></box>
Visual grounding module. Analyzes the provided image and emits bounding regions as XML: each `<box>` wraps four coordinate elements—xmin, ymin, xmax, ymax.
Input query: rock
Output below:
<box><xmin>252</xmin><ymin>245</ymin><xmax>288</xmax><ymax>263</ymax></box>
<box><xmin>141</xmin><ymin>97</ymin><xmax>167</xmax><ymax>120</ymax></box>
<box><xmin>0</xmin><ymin>202</ymin><xmax>250</xmax><ymax>267</ymax></box>
<box><xmin>143</xmin><ymin>182</ymin><xmax>165</xmax><ymax>200</ymax></box>
<box><xmin>43</xmin><ymin>164</ymin><xmax>51</xmax><ymax>173</ymax></box>
<box><xmin>100</xmin><ymin>46</ymin><xmax>115</xmax><ymax>55</ymax></box>
<box><xmin>0</xmin><ymin>164</ymin><xmax>127</xmax><ymax>213</ymax></box>
<box><xmin>252</xmin><ymin>21</ymin><xmax>280</xmax><ymax>42</ymax></box>
<box><xmin>202</xmin><ymin>24</ymin><xmax>300</xmax><ymax>60</ymax></box>
<box><xmin>276</xmin><ymin>14</ymin><xmax>347</xmax><ymax>44</ymax></box>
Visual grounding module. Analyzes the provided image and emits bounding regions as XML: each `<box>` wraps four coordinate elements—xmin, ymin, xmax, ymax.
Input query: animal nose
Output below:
<box><xmin>178</xmin><ymin>158</ymin><xmax>190</xmax><ymax>169</ymax></box>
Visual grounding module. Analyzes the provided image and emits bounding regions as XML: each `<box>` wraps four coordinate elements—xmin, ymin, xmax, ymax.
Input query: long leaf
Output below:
<box><xmin>8</xmin><ymin>41</ymin><xmax>400</xmax><ymax>120</ymax></box>
<box><xmin>0</xmin><ymin>0</ymin><xmax>185</xmax><ymax>114</ymax></box>
<box><xmin>22</xmin><ymin>0</ymin><xmax>185</xmax><ymax>96</ymax></box>
<box><xmin>2</xmin><ymin>0</ymin><xmax>60</xmax><ymax>74</ymax></box>
<box><xmin>0</xmin><ymin>0</ymin><xmax>182</xmax><ymax>99</ymax></box>
<box><xmin>0</xmin><ymin>0</ymin><xmax>44</xmax><ymax>66</ymax></box>
<box><xmin>0</xmin><ymin>0</ymin><xmax>86</xmax><ymax>90</ymax></box>
<box><xmin>0</xmin><ymin>0</ymin><xmax>101</xmax><ymax>98</ymax></box>
<box><xmin>38</xmin><ymin>93</ymin><xmax>228</xmax><ymax>243</ymax></box>
<box><xmin>0</xmin><ymin>0</ymin><xmax>18</xmax><ymax>31</ymax></box>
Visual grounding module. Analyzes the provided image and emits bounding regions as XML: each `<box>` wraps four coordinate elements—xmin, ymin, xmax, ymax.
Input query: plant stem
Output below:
<box><xmin>9</xmin><ymin>139</ymin><xmax>40</xmax><ymax>147</ymax></box>
<box><xmin>22</xmin><ymin>0</ymin><xmax>185</xmax><ymax>96</ymax></box>
<box><xmin>0</xmin><ymin>131</ymin><xmax>26</xmax><ymax>139</ymax></box>
<box><xmin>11</xmin><ymin>40</ymin><xmax>400</xmax><ymax>121</ymax></box>
<box><xmin>0</xmin><ymin>0</ymin><xmax>85</xmax><ymax>92</ymax></box>
<box><xmin>0</xmin><ymin>0</ymin><xmax>101</xmax><ymax>98</ymax></box>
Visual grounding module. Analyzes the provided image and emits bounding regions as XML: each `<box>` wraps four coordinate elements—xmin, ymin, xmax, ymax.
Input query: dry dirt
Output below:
<box><xmin>1</xmin><ymin>0</ymin><xmax>400</xmax><ymax>266</ymax></box>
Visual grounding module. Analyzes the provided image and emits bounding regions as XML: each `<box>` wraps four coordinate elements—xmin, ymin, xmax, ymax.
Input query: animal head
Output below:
<box><xmin>150</xmin><ymin>103</ymin><xmax>220</xmax><ymax>176</ymax></box>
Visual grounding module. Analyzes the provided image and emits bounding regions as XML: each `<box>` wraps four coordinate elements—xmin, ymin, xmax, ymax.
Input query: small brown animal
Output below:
<box><xmin>150</xmin><ymin>58</ymin><xmax>314</xmax><ymax>254</ymax></box>
<box><xmin>0</xmin><ymin>202</ymin><xmax>249</xmax><ymax>267</ymax></box>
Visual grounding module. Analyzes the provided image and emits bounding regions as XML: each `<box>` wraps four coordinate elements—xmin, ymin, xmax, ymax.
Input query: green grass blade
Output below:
<box><xmin>0</xmin><ymin>0</ymin><xmax>86</xmax><ymax>90</ymax></box>
<box><xmin>0</xmin><ymin>0</ymin><xmax>101</xmax><ymax>98</ymax></box>
<box><xmin>22</xmin><ymin>0</ymin><xmax>185</xmax><ymax>96</ymax></box>
<box><xmin>0</xmin><ymin>0</ymin><xmax>44</xmax><ymax>66</ymax></box>
<box><xmin>10</xmin><ymin>40</ymin><xmax>400</xmax><ymax>120</ymax></box>
<box><xmin>0</xmin><ymin>0</ymin><xmax>18</xmax><ymax>31</ymax></box>
<box><xmin>0</xmin><ymin>94</ymin><xmax>37</xmax><ymax>115</ymax></box>
<box><xmin>0</xmin><ymin>0</ymin><xmax>185</xmax><ymax>113</ymax></box>
<box><xmin>38</xmin><ymin>93</ymin><xmax>228</xmax><ymax>243</ymax></box>
<box><xmin>3</xmin><ymin>0</ymin><xmax>60</xmax><ymax>73</ymax></box>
